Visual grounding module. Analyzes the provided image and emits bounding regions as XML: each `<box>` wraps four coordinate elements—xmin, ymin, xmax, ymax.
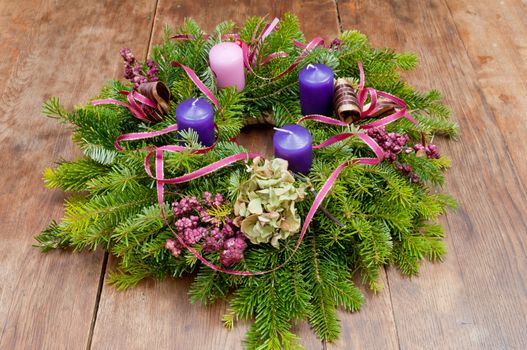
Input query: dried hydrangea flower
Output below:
<box><xmin>234</xmin><ymin>157</ymin><xmax>306</xmax><ymax>248</ymax></box>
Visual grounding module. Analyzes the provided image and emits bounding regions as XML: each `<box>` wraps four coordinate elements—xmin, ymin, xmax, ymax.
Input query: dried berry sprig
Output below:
<box><xmin>165</xmin><ymin>192</ymin><xmax>247</xmax><ymax>266</ymax></box>
<box><xmin>412</xmin><ymin>143</ymin><xmax>440</xmax><ymax>159</ymax></box>
<box><xmin>119</xmin><ymin>48</ymin><xmax>159</xmax><ymax>90</ymax></box>
<box><xmin>365</xmin><ymin>126</ymin><xmax>420</xmax><ymax>182</ymax></box>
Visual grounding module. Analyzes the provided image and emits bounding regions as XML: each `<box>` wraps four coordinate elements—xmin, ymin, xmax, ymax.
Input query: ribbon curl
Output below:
<box><xmin>355</xmin><ymin>62</ymin><xmax>418</xmax><ymax>128</ymax></box>
<box><xmin>92</xmin><ymin>90</ymin><xmax>157</xmax><ymax>123</ymax></box>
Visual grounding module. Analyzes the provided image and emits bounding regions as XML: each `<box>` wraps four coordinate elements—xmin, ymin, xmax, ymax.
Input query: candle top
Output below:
<box><xmin>273</xmin><ymin>124</ymin><xmax>312</xmax><ymax>149</ymax></box>
<box><xmin>176</xmin><ymin>98</ymin><xmax>214</xmax><ymax>121</ymax></box>
<box><xmin>209</xmin><ymin>42</ymin><xmax>243</xmax><ymax>64</ymax></box>
<box><xmin>299</xmin><ymin>63</ymin><xmax>334</xmax><ymax>84</ymax></box>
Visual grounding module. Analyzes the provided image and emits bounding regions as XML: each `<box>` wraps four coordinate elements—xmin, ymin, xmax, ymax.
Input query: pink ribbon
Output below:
<box><xmin>297</xmin><ymin>115</ymin><xmax>384</xmax><ymax>159</ymax></box>
<box><xmin>92</xmin><ymin>91</ymin><xmax>157</xmax><ymax>123</ymax></box>
<box><xmin>247</xmin><ymin>17</ymin><xmax>280</xmax><ymax>66</ymax></box>
<box><xmin>241</xmin><ymin>36</ymin><xmax>324</xmax><ymax>80</ymax></box>
<box><xmin>355</xmin><ymin>62</ymin><xmax>418</xmax><ymax>128</ymax></box>
<box><xmin>114</xmin><ymin>124</ymin><xmax>179</xmax><ymax>151</ymax></box>
<box><xmin>171</xmin><ymin>62</ymin><xmax>219</xmax><ymax>109</ymax></box>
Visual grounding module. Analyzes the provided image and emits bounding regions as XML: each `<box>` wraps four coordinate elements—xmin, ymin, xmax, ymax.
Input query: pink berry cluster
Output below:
<box><xmin>365</xmin><ymin>126</ymin><xmax>420</xmax><ymax>183</ymax></box>
<box><xmin>366</xmin><ymin>126</ymin><xmax>408</xmax><ymax>162</ymax></box>
<box><xmin>411</xmin><ymin>143</ymin><xmax>440</xmax><ymax>159</ymax></box>
<box><xmin>393</xmin><ymin>162</ymin><xmax>419</xmax><ymax>183</ymax></box>
<box><xmin>365</xmin><ymin>126</ymin><xmax>409</xmax><ymax>161</ymax></box>
<box><xmin>119</xmin><ymin>48</ymin><xmax>159</xmax><ymax>90</ymax></box>
<box><xmin>330</xmin><ymin>38</ymin><xmax>342</xmax><ymax>49</ymax></box>
<box><xmin>165</xmin><ymin>192</ymin><xmax>247</xmax><ymax>266</ymax></box>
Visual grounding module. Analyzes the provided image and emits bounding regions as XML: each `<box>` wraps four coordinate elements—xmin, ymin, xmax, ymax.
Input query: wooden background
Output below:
<box><xmin>1</xmin><ymin>0</ymin><xmax>526</xmax><ymax>349</ymax></box>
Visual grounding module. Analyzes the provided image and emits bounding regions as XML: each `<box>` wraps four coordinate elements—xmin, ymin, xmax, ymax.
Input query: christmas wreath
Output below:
<box><xmin>37</xmin><ymin>15</ymin><xmax>458</xmax><ymax>348</ymax></box>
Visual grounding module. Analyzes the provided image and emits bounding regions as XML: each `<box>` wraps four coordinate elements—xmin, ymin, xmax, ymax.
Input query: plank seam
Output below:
<box><xmin>147</xmin><ymin>0</ymin><xmax>160</xmax><ymax>57</ymax></box>
<box><xmin>384</xmin><ymin>267</ymin><xmax>402</xmax><ymax>350</ymax></box>
<box><xmin>334</xmin><ymin>0</ymin><xmax>344</xmax><ymax>33</ymax></box>
<box><xmin>85</xmin><ymin>252</ymin><xmax>109</xmax><ymax>350</ymax></box>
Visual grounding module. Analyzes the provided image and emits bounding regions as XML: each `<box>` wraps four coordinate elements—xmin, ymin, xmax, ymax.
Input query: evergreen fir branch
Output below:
<box><xmin>110</xmin><ymin>204</ymin><xmax>170</xmax><ymax>266</ymax></box>
<box><xmin>80</xmin><ymin>143</ymin><xmax>118</xmax><ymax>165</ymax></box>
<box><xmin>107</xmin><ymin>264</ymin><xmax>156</xmax><ymax>290</ymax></box>
<box><xmin>229</xmin><ymin>282</ymin><xmax>260</xmax><ymax>321</ymax></box>
<box><xmin>42</xmin><ymin>97</ymin><xmax>69</xmax><ymax>121</ymax></box>
<box><xmin>244</xmin><ymin>273</ymin><xmax>303</xmax><ymax>350</ymax></box>
<box><xmin>329</xmin><ymin>279</ymin><xmax>364</xmax><ymax>312</ymax></box>
<box><xmin>393</xmin><ymin>242</ymin><xmax>420</xmax><ymax>276</ymax></box>
<box><xmin>215</xmin><ymin>87</ymin><xmax>246</xmax><ymax>140</ymax></box>
<box><xmin>279</xmin><ymin>261</ymin><xmax>311</xmax><ymax>320</ymax></box>
<box><xmin>43</xmin><ymin>158</ymin><xmax>109</xmax><ymax>192</ymax></box>
<box><xmin>60</xmin><ymin>186</ymin><xmax>155</xmax><ymax>250</ymax></box>
<box><xmin>189</xmin><ymin>267</ymin><xmax>228</xmax><ymax>305</ymax></box>
<box><xmin>223</xmin><ymin>310</ymin><xmax>236</xmax><ymax>330</ymax></box>
<box><xmin>305</xmin><ymin>235</ymin><xmax>341</xmax><ymax>342</ymax></box>
<box><xmin>361</xmin><ymin>221</ymin><xmax>394</xmax><ymax>261</ymax></box>
<box><xmin>86</xmin><ymin>162</ymin><xmax>145</xmax><ymax>195</ymax></box>
<box><xmin>34</xmin><ymin>221</ymin><xmax>71</xmax><ymax>252</ymax></box>
<box><xmin>213</xmin><ymin>20</ymin><xmax>236</xmax><ymax>39</ymax></box>
<box><xmin>395</xmin><ymin>52</ymin><xmax>418</xmax><ymax>70</ymax></box>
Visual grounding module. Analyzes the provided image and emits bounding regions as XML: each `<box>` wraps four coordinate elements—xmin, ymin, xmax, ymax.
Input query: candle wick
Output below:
<box><xmin>307</xmin><ymin>63</ymin><xmax>316</xmax><ymax>70</ymax></box>
<box><xmin>273</xmin><ymin>127</ymin><xmax>294</xmax><ymax>135</ymax></box>
<box><xmin>192</xmin><ymin>98</ymin><xmax>198</xmax><ymax>106</ymax></box>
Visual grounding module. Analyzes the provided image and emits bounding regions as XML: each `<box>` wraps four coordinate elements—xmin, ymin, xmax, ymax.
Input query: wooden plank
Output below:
<box><xmin>0</xmin><ymin>0</ymin><xmax>157</xmax><ymax>349</ymax></box>
<box><xmin>92</xmin><ymin>1</ymin><xmax>384</xmax><ymax>349</ymax></box>
<box><xmin>443</xmin><ymin>0</ymin><xmax>527</xmax><ymax>185</ymax></box>
<box><xmin>332</xmin><ymin>271</ymin><xmax>399</xmax><ymax>350</ymax></box>
<box><xmin>338</xmin><ymin>0</ymin><xmax>527</xmax><ymax>349</ymax></box>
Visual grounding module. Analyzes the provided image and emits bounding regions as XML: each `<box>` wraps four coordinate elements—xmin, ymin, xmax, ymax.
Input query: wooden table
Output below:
<box><xmin>1</xmin><ymin>1</ymin><xmax>526</xmax><ymax>349</ymax></box>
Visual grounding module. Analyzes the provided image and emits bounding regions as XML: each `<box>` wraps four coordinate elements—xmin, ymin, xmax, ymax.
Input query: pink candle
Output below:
<box><xmin>209</xmin><ymin>42</ymin><xmax>245</xmax><ymax>92</ymax></box>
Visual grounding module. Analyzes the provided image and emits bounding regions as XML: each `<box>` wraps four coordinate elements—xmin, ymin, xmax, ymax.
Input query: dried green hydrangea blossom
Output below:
<box><xmin>234</xmin><ymin>157</ymin><xmax>306</xmax><ymax>248</ymax></box>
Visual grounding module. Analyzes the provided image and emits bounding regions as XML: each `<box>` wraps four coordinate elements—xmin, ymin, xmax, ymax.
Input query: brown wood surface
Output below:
<box><xmin>1</xmin><ymin>0</ymin><xmax>526</xmax><ymax>349</ymax></box>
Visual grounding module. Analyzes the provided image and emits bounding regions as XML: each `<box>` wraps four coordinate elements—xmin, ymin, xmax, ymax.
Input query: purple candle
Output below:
<box><xmin>273</xmin><ymin>124</ymin><xmax>313</xmax><ymax>174</ymax></box>
<box><xmin>299</xmin><ymin>63</ymin><xmax>334</xmax><ymax>116</ymax></box>
<box><xmin>176</xmin><ymin>98</ymin><xmax>215</xmax><ymax>146</ymax></box>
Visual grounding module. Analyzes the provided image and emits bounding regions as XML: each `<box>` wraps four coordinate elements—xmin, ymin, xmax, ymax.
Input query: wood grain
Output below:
<box><xmin>444</xmin><ymin>0</ymin><xmax>527</xmax><ymax>186</ymax></box>
<box><xmin>338</xmin><ymin>0</ymin><xmax>527</xmax><ymax>349</ymax></box>
<box><xmin>3</xmin><ymin>0</ymin><xmax>527</xmax><ymax>349</ymax></box>
<box><xmin>0</xmin><ymin>0</ymin><xmax>156</xmax><ymax>349</ymax></box>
